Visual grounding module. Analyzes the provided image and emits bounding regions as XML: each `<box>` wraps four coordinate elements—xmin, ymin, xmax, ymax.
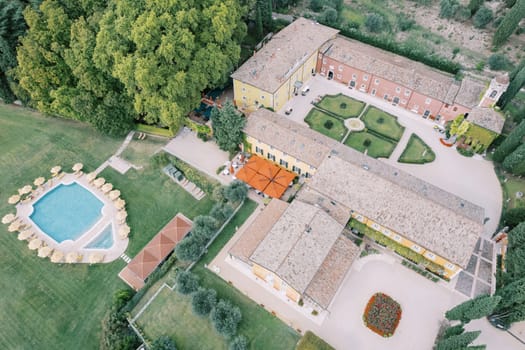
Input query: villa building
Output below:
<box><xmin>233</xmin><ymin>18</ymin><xmax>506</xmax><ymax>132</ymax></box>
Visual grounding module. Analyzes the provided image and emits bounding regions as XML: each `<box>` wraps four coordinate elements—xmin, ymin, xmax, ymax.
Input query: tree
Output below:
<box><xmin>211</xmin><ymin>101</ymin><xmax>246</xmax><ymax>153</ymax></box>
<box><xmin>224</xmin><ymin>180</ymin><xmax>248</xmax><ymax>204</ymax></box>
<box><xmin>100</xmin><ymin>289</ymin><xmax>141</xmax><ymax>350</ymax></box>
<box><xmin>319</xmin><ymin>7</ymin><xmax>338</xmax><ymax>24</ymax></box>
<box><xmin>255</xmin><ymin>6</ymin><xmax>263</xmax><ymax>39</ymax></box>
<box><xmin>256</xmin><ymin>0</ymin><xmax>272</xmax><ymax>31</ymax></box>
<box><xmin>443</xmin><ymin>324</ymin><xmax>465</xmax><ymax>339</ymax></box>
<box><xmin>503</xmin><ymin>143</ymin><xmax>525</xmax><ymax>175</ymax></box>
<box><xmin>229</xmin><ymin>335</ymin><xmax>248</xmax><ymax>350</ymax></box>
<box><xmin>210</xmin><ymin>202</ymin><xmax>234</xmax><ymax>222</ymax></box>
<box><xmin>192</xmin><ymin>215</ymin><xmax>218</xmax><ymax>239</ymax></box>
<box><xmin>364</xmin><ymin>13</ymin><xmax>385</xmax><ymax>33</ymax></box>
<box><xmin>493</xmin><ymin>121</ymin><xmax>525</xmax><ymax>162</ymax></box>
<box><xmin>503</xmin><ymin>208</ymin><xmax>525</xmax><ymax>230</ymax></box>
<box><xmin>488</xmin><ymin>53</ymin><xmax>509</xmax><ymax>70</ymax></box>
<box><xmin>175</xmin><ymin>234</ymin><xmax>207</xmax><ymax>261</ymax></box>
<box><xmin>150</xmin><ymin>336</ymin><xmax>177</xmax><ymax>350</ymax></box>
<box><xmin>449</xmin><ymin>115</ymin><xmax>465</xmax><ymax>135</ymax></box>
<box><xmin>440</xmin><ymin>0</ymin><xmax>460</xmax><ymax>19</ymax></box>
<box><xmin>508</xmin><ymin>222</ymin><xmax>525</xmax><ymax>248</ymax></box>
<box><xmin>94</xmin><ymin>0</ymin><xmax>247</xmax><ymax>132</ymax></box>
<box><xmin>210</xmin><ymin>299</ymin><xmax>242</xmax><ymax>338</ymax></box>
<box><xmin>497</xmin><ymin>65</ymin><xmax>525</xmax><ymax>108</ymax></box>
<box><xmin>192</xmin><ymin>288</ymin><xmax>217</xmax><ymax>316</ymax></box>
<box><xmin>445</xmin><ymin>294</ymin><xmax>502</xmax><ymax>324</ymax></box>
<box><xmin>309</xmin><ymin>0</ymin><xmax>323</xmax><ymax>12</ymax></box>
<box><xmin>435</xmin><ymin>330</ymin><xmax>481</xmax><ymax>350</ymax></box>
<box><xmin>491</xmin><ymin>277</ymin><xmax>525</xmax><ymax>326</ymax></box>
<box><xmin>493</xmin><ymin>0</ymin><xmax>525</xmax><ymax>47</ymax></box>
<box><xmin>176</xmin><ymin>270</ymin><xmax>200</xmax><ymax>295</ymax></box>
<box><xmin>468</xmin><ymin>0</ymin><xmax>484</xmax><ymax>15</ymax></box>
<box><xmin>506</xmin><ymin>247</ymin><xmax>525</xmax><ymax>279</ymax></box>
<box><xmin>473</xmin><ymin>6</ymin><xmax>493</xmax><ymax>28</ymax></box>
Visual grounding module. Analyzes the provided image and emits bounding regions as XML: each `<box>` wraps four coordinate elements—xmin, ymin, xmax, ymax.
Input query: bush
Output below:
<box><xmin>440</xmin><ymin>0</ymin><xmax>460</xmax><ymax>19</ymax></box>
<box><xmin>324</xmin><ymin>120</ymin><xmax>334</xmax><ymax>129</ymax></box>
<box><xmin>340</xmin><ymin>102</ymin><xmax>347</xmax><ymax>109</ymax></box>
<box><xmin>100</xmin><ymin>290</ymin><xmax>141</xmax><ymax>350</ymax></box>
<box><xmin>365</xmin><ymin>13</ymin><xmax>385</xmax><ymax>33</ymax></box>
<box><xmin>224</xmin><ymin>180</ymin><xmax>248</xmax><ymax>204</ymax></box>
<box><xmin>210</xmin><ymin>299</ymin><xmax>242</xmax><ymax>338</ymax></box>
<box><xmin>397</xmin><ymin>16</ymin><xmax>415</xmax><ymax>31</ymax></box>
<box><xmin>488</xmin><ymin>53</ymin><xmax>510</xmax><ymax>70</ymax></box>
<box><xmin>473</xmin><ymin>6</ymin><xmax>493</xmax><ymax>28</ymax></box>
<box><xmin>175</xmin><ymin>234</ymin><xmax>207</xmax><ymax>261</ymax></box>
<box><xmin>168</xmin><ymin>155</ymin><xmax>219</xmax><ymax>194</ymax></box>
<box><xmin>319</xmin><ymin>7</ymin><xmax>338</xmax><ymax>24</ymax></box>
<box><xmin>502</xmin><ymin>143</ymin><xmax>525</xmax><ymax>175</ymax></box>
<box><xmin>457</xmin><ymin>146</ymin><xmax>475</xmax><ymax>157</ymax></box>
<box><xmin>192</xmin><ymin>288</ymin><xmax>217</xmax><ymax>316</ymax></box>
<box><xmin>150</xmin><ymin>336</ymin><xmax>177</xmax><ymax>350</ymax></box>
<box><xmin>192</xmin><ymin>215</ymin><xmax>218</xmax><ymax>239</ymax></box>
<box><xmin>229</xmin><ymin>335</ymin><xmax>248</xmax><ymax>350</ymax></box>
<box><xmin>363</xmin><ymin>139</ymin><xmax>372</xmax><ymax>147</ymax></box>
<box><xmin>210</xmin><ymin>202</ymin><xmax>234</xmax><ymax>223</ymax></box>
<box><xmin>197</xmin><ymin>131</ymin><xmax>209</xmax><ymax>141</ymax></box>
<box><xmin>503</xmin><ymin>208</ymin><xmax>525</xmax><ymax>229</ymax></box>
<box><xmin>176</xmin><ymin>270</ymin><xmax>200</xmax><ymax>294</ymax></box>
<box><xmin>377</xmin><ymin>117</ymin><xmax>384</xmax><ymax>124</ymax></box>
<box><xmin>309</xmin><ymin>0</ymin><xmax>323</xmax><ymax>12</ymax></box>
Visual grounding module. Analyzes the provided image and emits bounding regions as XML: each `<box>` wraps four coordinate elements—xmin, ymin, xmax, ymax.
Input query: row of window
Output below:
<box><xmin>254</xmin><ymin>146</ymin><xmax>310</xmax><ymax>177</ymax></box>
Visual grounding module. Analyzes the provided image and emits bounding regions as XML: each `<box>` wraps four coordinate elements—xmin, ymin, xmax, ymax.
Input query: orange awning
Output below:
<box><xmin>273</xmin><ymin>168</ymin><xmax>296</xmax><ymax>187</ymax></box>
<box><xmin>258</xmin><ymin>161</ymin><xmax>280</xmax><ymax>180</ymax></box>
<box><xmin>245</xmin><ymin>155</ymin><xmax>266</xmax><ymax>172</ymax></box>
<box><xmin>250</xmin><ymin>173</ymin><xmax>271</xmax><ymax>192</ymax></box>
<box><xmin>264</xmin><ymin>181</ymin><xmax>287</xmax><ymax>198</ymax></box>
<box><xmin>235</xmin><ymin>166</ymin><xmax>257</xmax><ymax>183</ymax></box>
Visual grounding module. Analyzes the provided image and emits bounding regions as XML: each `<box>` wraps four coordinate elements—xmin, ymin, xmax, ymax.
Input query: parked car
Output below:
<box><xmin>285</xmin><ymin>107</ymin><xmax>293</xmax><ymax>115</ymax></box>
<box><xmin>301</xmin><ymin>86</ymin><xmax>310</xmax><ymax>96</ymax></box>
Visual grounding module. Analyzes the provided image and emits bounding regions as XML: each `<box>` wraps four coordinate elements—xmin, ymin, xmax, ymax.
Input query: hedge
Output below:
<box><xmin>136</xmin><ymin>123</ymin><xmax>174</xmax><ymax>137</ymax></box>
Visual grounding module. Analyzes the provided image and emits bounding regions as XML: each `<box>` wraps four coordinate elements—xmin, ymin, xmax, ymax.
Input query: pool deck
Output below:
<box><xmin>15</xmin><ymin>172</ymin><xmax>128</xmax><ymax>263</ymax></box>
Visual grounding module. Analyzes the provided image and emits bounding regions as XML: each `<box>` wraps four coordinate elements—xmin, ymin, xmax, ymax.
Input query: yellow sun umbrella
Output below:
<box><xmin>33</xmin><ymin>177</ymin><xmax>45</xmax><ymax>187</ymax></box>
<box><xmin>50</xmin><ymin>250</ymin><xmax>64</xmax><ymax>263</ymax></box>
<box><xmin>72</xmin><ymin>163</ymin><xmax>83</xmax><ymax>172</ymax></box>
<box><xmin>38</xmin><ymin>246</ymin><xmax>53</xmax><ymax>258</ymax></box>
<box><xmin>93</xmin><ymin>177</ymin><xmax>106</xmax><ymax>188</ymax></box>
<box><xmin>2</xmin><ymin>213</ymin><xmax>16</xmax><ymax>224</ymax></box>
<box><xmin>118</xmin><ymin>225</ymin><xmax>130</xmax><ymax>239</ymax></box>
<box><xmin>86</xmin><ymin>172</ymin><xmax>97</xmax><ymax>182</ymax></box>
<box><xmin>109</xmin><ymin>190</ymin><xmax>121</xmax><ymax>200</ymax></box>
<box><xmin>116</xmin><ymin>210</ymin><xmax>127</xmax><ymax>222</ymax></box>
<box><xmin>8</xmin><ymin>221</ymin><xmax>22</xmax><ymax>232</ymax></box>
<box><xmin>89</xmin><ymin>253</ymin><xmax>104</xmax><ymax>264</ymax></box>
<box><xmin>18</xmin><ymin>229</ymin><xmax>33</xmax><ymax>240</ymax></box>
<box><xmin>66</xmin><ymin>251</ymin><xmax>82</xmax><ymax>263</ymax></box>
<box><xmin>101</xmin><ymin>183</ymin><xmax>113</xmax><ymax>193</ymax></box>
<box><xmin>18</xmin><ymin>185</ymin><xmax>32</xmax><ymax>195</ymax></box>
<box><xmin>8</xmin><ymin>195</ymin><xmax>20</xmax><ymax>205</ymax></box>
<box><xmin>50</xmin><ymin>166</ymin><xmax>61</xmax><ymax>175</ymax></box>
<box><xmin>28</xmin><ymin>238</ymin><xmax>42</xmax><ymax>250</ymax></box>
<box><xmin>115</xmin><ymin>198</ymin><xmax>126</xmax><ymax>210</ymax></box>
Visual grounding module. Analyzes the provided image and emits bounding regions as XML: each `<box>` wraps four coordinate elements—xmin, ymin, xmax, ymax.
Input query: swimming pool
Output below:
<box><xmin>86</xmin><ymin>224</ymin><xmax>114</xmax><ymax>249</ymax></box>
<box><xmin>30</xmin><ymin>183</ymin><xmax>104</xmax><ymax>243</ymax></box>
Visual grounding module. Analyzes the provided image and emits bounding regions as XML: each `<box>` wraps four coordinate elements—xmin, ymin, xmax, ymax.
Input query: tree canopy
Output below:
<box><xmin>192</xmin><ymin>287</ymin><xmax>217</xmax><ymax>316</ymax></box>
<box><xmin>150</xmin><ymin>336</ymin><xmax>177</xmax><ymax>350</ymax></box>
<box><xmin>176</xmin><ymin>270</ymin><xmax>200</xmax><ymax>295</ymax></box>
<box><xmin>211</xmin><ymin>101</ymin><xmax>246</xmax><ymax>153</ymax></box>
<box><xmin>94</xmin><ymin>0</ymin><xmax>246</xmax><ymax>132</ymax></box>
<box><xmin>445</xmin><ymin>294</ymin><xmax>501</xmax><ymax>324</ymax></box>
<box><xmin>210</xmin><ymin>299</ymin><xmax>242</xmax><ymax>338</ymax></box>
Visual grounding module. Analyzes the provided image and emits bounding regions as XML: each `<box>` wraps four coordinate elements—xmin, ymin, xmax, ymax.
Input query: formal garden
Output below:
<box><xmin>344</xmin><ymin>131</ymin><xmax>397</xmax><ymax>158</ymax></box>
<box><xmin>398</xmin><ymin>134</ymin><xmax>436</xmax><ymax>164</ymax></box>
<box><xmin>304</xmin><ymin>109</ymin><xmax>348</xmax><ymax>141</ymax></box>
<box><xmin>363</xmin><ymin>292</ymin><xmax>402</xmax><ymax>337</ymax></box>
<box><xmin>316</xmin><ymin>93</ymin><xmax>365</xmax><ymax>119</ymax></box>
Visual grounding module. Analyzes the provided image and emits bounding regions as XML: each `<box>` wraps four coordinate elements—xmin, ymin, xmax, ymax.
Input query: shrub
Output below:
<box><xmin>476</xmin><ymin>60</ymin><xmax>485</xmax><ymax>71</ymax></box>
<box><xmin>175</xmin><ymin>234</ymin><xmax>207</xmax><ymax>261</ymax></box>
<box><xmin>455</xmin><ymin>6</ymin><xmax>472</xmax><ymax>21</ymax></box>
<box><xmin>318</xmin><ymin>7</ymin><xmax>338</xmax><ymax>24</ymax></box>
<box><xmin>324</xmin><ymin>120</ymin><xmax>334</xmax><ymax>129</ymax></box>
<box><xmin>340</xmin><ymin>102</ymin><xmax>347</xmax><ymax>109</ymax></box>
<box><xmin>503</xmin><ymin>208</ymin><xmax>525</xmax><ymax>229</ymax></box>
<box><xmin>502</xmin><ymin>143</ymin><xmax>525</xmax><ymax>175</ymax></box>
<box><xmin>473</xmin><ymin>6</ymin><xmax>493</xmax><ymax>28</ymax></box>
<box><xmin>488</xmin><ymin>53</ymin><xmax>509</xmax><ymax>70</ymax></box>
<box><xmin>363</xmin><ymin>139</ymin><xmax>372</xmax><ymax>147</ymax></box>
<box><xmin>440</xmin><ymin>0</ymin><xmax>460</xmax><ymax>19</ymax></box>
<box><xmin>365</xmin><ymin>13</ymin><xmax>385</xmax><ymax>33</ymax></box>
<box><xmin>224</xmin><ymin>180</ymin><xmax>248</xmax><ymax>204</ymax></box>
<box><xmin>397</xmin><ymin>16</ymin><xmax>415</xmax><ymax>31</ymax></box>
<box><xmin>197</xmin><ymin>131</ymin><xmax>209</xmax><ymax>141</ymax></box>
<box><xmin>210</xmin><ymin>202</ymin><xmax>234</xmax><ymax>223</ymax></box>
<box><xmin>363</xmin><ymin>293</ymin><xmax>402</xmax><ymax>337</ymax></box>
<box><xmin>192</xmin><ymin>288</ymin><xmax>217</xmax><ymax>316</ymax></box>
<box><xmin>210</xmin><ymin>299</ymin><xmax>242</xmax><ymax>338</ymax></box>
<box><xmin>192</xmin><ymin>215</ymin><xmax>218</xmax><ymax>239</ymax></box>
<box><xmin>229</xmin><ymin>335</ymin><xmax>248</xmax><ymax>350</ymax></box>
<box><xmin>377</xmin><ymin>117</ymin><xmax>385</xmax><ymax>124</ymax></box>
<box><xmin>216</xmin><ymin>165</ymin><xmax>226</xmax><ymax>175</ymax></box>
<box><xmin>309</xmin><ymin>0</ymin><xmax>323</xmax><ymax>12</ymax></box>
<box><xmin>176</xmin><ymin>270</ymin><xmax>200</xmax><ymax>294</ymax></box>
<box><xmin>150</xmin><ymin>336</ymin><xmax>177</xmax><ymax>350</ymax></box>
<box><xmin>457</xmin><ymin>146</ymin><xmax>475</xmax><ymax>157</ymax></box>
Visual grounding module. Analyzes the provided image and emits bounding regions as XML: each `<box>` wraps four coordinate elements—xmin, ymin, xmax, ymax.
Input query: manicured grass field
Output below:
<box><xmin>502</xmin><ymin>174</ymin><xmax>525</xmax><ymax>210</ymax></box>
<box><xmin>398</xmin><ymin>134</ymin><xmax>436</xmax><ymax>164</ymax></box>
<box><xmin>344</xmin><ymin>131</ymin><xmax>396</xmax><ymax>158</ymax></box>
<box><xmin>317</xmin><ymin>94</ymin><xmax>365</xmax><ymax>119</ymax></box>
<box><xmin>305</xmin><ymin>109</ymin><xmax>348</xmax><ymax>141</ymax></box>
<box><xmin>296</xmin><ymin>331</ymin><xmax>335</xmax><ymax>350</ymax></box>
<box><xmin>136</xmin><ymin>287</ymin><xmax>228</xmax><ymax>350</ymax></box>
<box><xmin>120</xmin><ymin>135</ymin><xmax>168</xmax><ymax>168</ymax></box>
<box><xmin>0</xmin><ymin>104</ymin><xmax>212</xmax><ymax>349</ymax></box>
<box><xmin>362</xmin><ymin>106</ymin><xmax>405</xmax><ymax>141</ymax></box>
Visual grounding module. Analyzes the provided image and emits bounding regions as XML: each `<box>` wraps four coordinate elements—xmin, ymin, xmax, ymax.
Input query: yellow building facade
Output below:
<box><xmin>351</xmin><ymin>212</ymin><xmax>460</xmax><ymax>279</ymax></box>
<box><xmin>245</xmin><ymin>135</ymin><xmax>317</xmax><ymax>177</ymax></box>
<box><xmin>252</xmin><ymin>263</ymin><xmax>301</xmax><ymax>302</ymax></box>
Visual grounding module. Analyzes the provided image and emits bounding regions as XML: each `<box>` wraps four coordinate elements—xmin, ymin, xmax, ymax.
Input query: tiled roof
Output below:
<box><xmin>244</xmin><ymin>108</ymin><xmax>338</xmax><ymax>168</ymax></box>
<box><xmin>231</xmin><ymin>18</ymin><xmax>338</xmax><ymax>93</ymax></box>
<box><xmin>454</xmin><ymin>76</ymin><xmax>487</xmax><ymax>108</ymax></box>
<box><xmin>467</xmin><ymin>107</ymin><xmax>505</xmax><ymax>134</ymax></box>
<box><xmin>308</xmin><ymin>149</ymin><xmax>484</xmax><ymax>268</ymax></box>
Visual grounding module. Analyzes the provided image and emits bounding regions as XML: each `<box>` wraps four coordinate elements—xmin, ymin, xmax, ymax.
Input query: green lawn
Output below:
<box><xmin>362</xmin><ymin>106</ymin><xmax>405</xmax><ymax>141</ymax></box>
<box><xmin>136</xmin><ymin>288</ymin><xmax>228</xmax><ymax>350</ymax></box>
<box><xmin>398</xmin><ymin>134</ymin><xmax>436</xmax><ymax>164</ymax></box>
<box><xmin>305</xmin><ymin>109</ymin><xmax>348</xmax><ymax>141</ymax></box>
<box><xmin>296</xmin><ymin>331</ymin><xmax>335</xmax><ymax>350</ymax></box>
<box><xmin>0</xmin><ymin>103</ymin><xmax>213</xmax><ymax>349</ymax></box>
<box><xmin>316</xmin><ymin>94</ymin><xmax>365</xmax><ymax>119</ymax></box>
<box><xmin>120</xmin><ymin>135</ymin><xmax>168</xmax><ymax>168</ymax></box>
<box><xmin>344</xmin><ymin>131</ymin><xmax>396</xmax><ymax>158</ymax></box>
<box><xmin>502</xmin><ymin>174</ymin><xmax>525</xmax><ymax>210</ymax></box>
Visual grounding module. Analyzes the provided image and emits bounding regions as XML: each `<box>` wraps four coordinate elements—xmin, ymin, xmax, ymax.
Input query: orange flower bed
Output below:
<box><xmin>439</xmin><ymin>138</ymin><xmax>454</xmax><ymax>147</ymax></box>
<box><xmin>363</xmin><ymin>293</ymin><xmax>401</xmax><ymax>337</ymax></box>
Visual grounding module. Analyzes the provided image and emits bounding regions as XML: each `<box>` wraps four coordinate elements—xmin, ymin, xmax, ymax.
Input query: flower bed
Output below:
<box><xmin>363</xmin><ymin>293</ymin><xmax>401</xmax><ymax>337</ymax></box>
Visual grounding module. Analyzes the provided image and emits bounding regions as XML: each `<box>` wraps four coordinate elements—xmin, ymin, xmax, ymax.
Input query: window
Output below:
<box><xmin>349</xmin><ymin>81</ymin><xmax>356</xmax><ymax>88</ymax></box>
<box><xmin>425</xmin><ymin>252</ymin><xmax>436</xmax><ymax>260</ymax></box>
<box><xmin>338</xmin><ymin>65</ymin><xmax>343</xmax><ymax>72</ymax></box>
<box><xmin>337</xmin><ymin>74</ymin><xmax>342</xmax><ymax>79</ymax></box>
<box><xmin>490</xmin><ymin>90</ymin><xmax>497</xmax><ymax>98</ymax></box>
<box><xmin>393</xmin><ymin>235</ymin><xmax>402</xmax><ymax>242</ymax></box>
<box><xmin>292</xmin><ymin>165</ymin><xmax>301</xmax><ymax>175</ymax></box>
<box><xmin>371</xmin><ymin>223</ymin><xmax>380</xmax><ymax>230</ymax></box>
<box><xmin>242</xmin><ymin>96</ymin><xmax>246</xmax><ymax>100</ymax></box>
<box><xmin>254</xmin><ymin>100</ymin><xmax>259</xmax><ymax>105</ymax></box>
<box><xmin>374</xmin><ymin>78</ymin><xmax>380</xmax><ymax>85</ymax></box>
<box><xmin>304</xmin><ymin>172</ymin><xmax>310</xmax><ymax>178</ymax></box>
<box><xmin>371</xmin><ymin>89</ymin><xmax>376</xmax><ymax>96</ymax></box>
<box><xmin>404</xmin><ymin>89</ymin><xmax>410</xmax><ymax>96</ymax></box>
<box><xmin>411</xmin><ymin>244</ymin><xmax>422</xmax><ymax>253</ymax></box>
<box><xmin>242</xmin><ymin>87</ymin><xmax>246</xmax><ymax>92</ymax></box>
<box><xmin>352</xmin><ymin>73</ymin><xmax>357</xmax><ymax>79</ymax></box>
<box><xmin>279</xmin><ymin>159</ymin><xmax>288</xmax><ymax>168</ymax></box>
<box><xmin>425</xmin><ymin>98</ymin><xmax>431</xmax><ymax>105</ymax></box>
<box><xmin>360</xmin><ymin>84</ymin><xmax>366</xmax><ymax>90</ymax></box>
<box><xmin>396</xmin><ymin>87</ymin><xmax>401</xmax><ymax>93</ymax></box>
<box><xmin>445</xmin><ymin>263</ymin><xmax>456</xmax><ymax>270</ymax></box>
<box><xmin>384</xmin><ymin>94</ymin><xmax>389</xmax><ymax>100</ymax></box>
<box><xmin>267</xmin><ymin>153</ymin><xmax>275</xmax><ymax>161</ymax></box>
<box><xmin>413</xmin><ymin>105</ymin><xmax>419</xmax><ymax>111</ymax></box>
<box><xmin>401</xmin><ymin>99</ymin><xmax>406</xmax><ymax>104</ymax></box>
<box><xmin>255</xmin><ymin>146</ymin><xmax>261</xmax><ymax>154</ymax></box>
<box><xmin>381</xmin><ymin>228</ymin><xmax>391</xmax><ymax>236</ymax></box>
<box><xmin>423</xmin><ymin>110</ymin><xmax>430</xmax><ymax>118</ymax></box>
<box><xmin>363</xmin><ymin>75</ymin><xmax>369</xmax><ymax>81</ymax></box>
<box><xmin>393</xmin><ymin>97</ymin><xmax>400</xmax><ymax>105</ymax></box>
<box><xmin>261</xmin><ymin>95</ymin><xmax>265</xmax><ymax>100</ymax></box>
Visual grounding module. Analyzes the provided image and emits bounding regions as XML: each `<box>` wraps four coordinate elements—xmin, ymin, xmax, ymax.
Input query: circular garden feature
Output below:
<box><xmin>363</xmin><ymin>292</ymin><xmax>402</xmax><ymax>337</ymax></box>
<box><xmin>345</xmin><ymin>118</ymin><xmax>365</xmax><ymax>132</ymax></box>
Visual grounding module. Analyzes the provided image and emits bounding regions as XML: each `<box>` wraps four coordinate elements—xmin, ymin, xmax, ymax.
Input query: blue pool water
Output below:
<box><xmin>86</xmin><ymin>224</ymin><xmax>114</xmax><ymax>249</ymax></box>
<box><xmin>30</xmin><ymin>183</ymin><xmax>103</xmax><ymax>243</ymax></box>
